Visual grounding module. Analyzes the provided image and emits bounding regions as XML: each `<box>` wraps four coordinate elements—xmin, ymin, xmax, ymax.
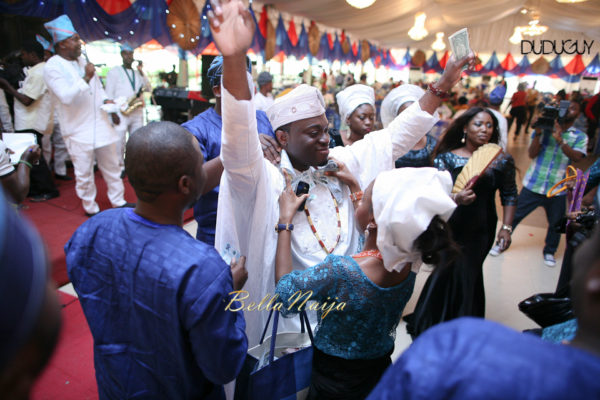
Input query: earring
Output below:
<box><xmin>461</xmin><ymin>131</ymin><xmax>466</xmax><ymax>144</ymax></box>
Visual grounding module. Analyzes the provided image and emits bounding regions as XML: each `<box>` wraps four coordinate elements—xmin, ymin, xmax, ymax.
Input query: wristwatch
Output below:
<box><xmin>501</xmin><ymin>224</ymin><xmax>513</xmax><ymax>234</ymax></box>
<box><xmin>275</xmin><ymin>223</ymin><xmax>294</xmax><ymax>233</ymax></box>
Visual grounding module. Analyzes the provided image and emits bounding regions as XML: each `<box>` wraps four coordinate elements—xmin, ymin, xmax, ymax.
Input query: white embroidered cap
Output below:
<box><xmin>336</xmin><ymin>84</ymin><xmax>375</xmax><ymax>123</ymax></box>
<box><xmin>372</xmin><ymin>168</ymin><xmax>456</xmax><ymax>273</ymax></box>
<box><xmin>267</xmin><ymin>84</ymin><xmax>326</xmax><ymax>131</ymax></box>
<box><xmin>381</xmin><ymin>84</ymin><xmax>425</xmax><ymax>128</ymax></box>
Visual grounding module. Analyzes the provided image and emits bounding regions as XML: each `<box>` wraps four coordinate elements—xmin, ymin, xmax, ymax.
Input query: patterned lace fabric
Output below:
<box><xmin>395</xmin><ymin>135</ymin><xmax>437</xmax><ymax>168</ymax></box>
<box><xmin>275</xmin><ymin>254</ymin><xmax>416</xmax><ymax>360</ymax></box>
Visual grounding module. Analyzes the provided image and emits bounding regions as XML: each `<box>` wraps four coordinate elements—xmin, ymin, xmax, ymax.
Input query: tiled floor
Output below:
<box><xmin>60</xmin><ymin>125</ymin><xmax>582</xmax><ymax>363</ymax></box>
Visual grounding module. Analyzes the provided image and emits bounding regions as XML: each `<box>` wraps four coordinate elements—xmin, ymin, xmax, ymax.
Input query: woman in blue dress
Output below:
<box><xmin>273</xmin><ymin>166</ymin><xmax>459</xmax><ymax>400</ymax></box>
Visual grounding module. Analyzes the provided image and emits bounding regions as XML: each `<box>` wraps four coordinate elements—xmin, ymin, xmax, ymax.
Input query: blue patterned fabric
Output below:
<box><xmin>395</xmin><ymin>135</ymin><xmax>436</xmax><ymax>168</ymax></box>
<box><xmin>65</xmin><ymin>208</ymin><xmax>247</xmax><ymax>400</ymax></box>
<box><xmin>367</xmin><ymin>318</ymin><xmax>600</xmax><ymax>400</ymax></box>
<box><xmin>275</xmin><ymin>254</ymin><xmax>416</xmax><ymax>360</ymax></box>
<box><xmin>181</xmin><ymin>107</ymin><xmax>274</xmax><ymax>245</ymax></box>
<box><xmin>542</xmin><ymin>319</ymin><xmax>578</xmax><ymax>344</ymax></box>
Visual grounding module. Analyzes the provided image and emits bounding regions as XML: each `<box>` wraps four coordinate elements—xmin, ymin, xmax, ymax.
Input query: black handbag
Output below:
<box><xmin>518</xmin><ymin>293</ymin><xmax>574</xmax><ymax>328</ymax></box>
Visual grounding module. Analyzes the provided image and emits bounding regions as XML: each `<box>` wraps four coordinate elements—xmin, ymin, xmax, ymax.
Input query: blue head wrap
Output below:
<box><xmin>120</xmin><ymin>43</ymin><xmax>135</xmax><ymax>52</ymax></box>
<box><xmin>489</xmin><ymin>85</ymin><xmax>507</xmax><ymax>106</ymax></box>
<box><xmin>0</xmin><ymin>188</ymin><xmax>49</xmax><ymax>370</ymax></box>
<box><xmin>36</xmin><ymin>34</ymin><xmax>54</xmax><ymax>54</ymax></box>
<box><xmin>44</xmin><ymin>15</ymin><xmax>78</xmax><ymax>45</ymax></box>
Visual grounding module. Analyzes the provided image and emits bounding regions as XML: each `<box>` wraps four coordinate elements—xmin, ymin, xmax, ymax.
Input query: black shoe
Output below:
<box><xmin>85</xmin><ymin>211</ymin><xmax>99</xmax><ymax>217</ymax></box>
<box><xmin>30</xmin><ymin>192</ymin><xmax>59</xmax><ymax>202</ymax></box>
<box><xmin>119</xmin><ymin>202</ymin><xmax>136</xmax><ymax>208</ymax></box>
<box><xmin>55</xmin><ymin>173</ymin><xmax>73</xmax><ymax>181</ymax></box>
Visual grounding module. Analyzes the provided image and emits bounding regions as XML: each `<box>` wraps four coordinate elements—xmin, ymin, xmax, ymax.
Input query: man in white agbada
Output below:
<box><xmin>105</xmin><ymin>43</ymin><xmax>151</xmax><ymax>170</ymax></box>
<box><xmin>336</xmin><ymin>84</ymin><xmax>376</xmax><ymax>145</ymax></box>
<box><xmin>43</xmin><ymin>15</ymin><xmax>128</xmax><ymax>216</ymax></box>
<box><xmin>208</xmin><ymin>0</ymin><xmax>474</xmax><ymax>345</ymax></box>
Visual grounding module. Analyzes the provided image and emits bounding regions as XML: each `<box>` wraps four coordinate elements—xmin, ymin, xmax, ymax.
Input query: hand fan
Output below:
<box><xmin>452</xmin><ymin>143</ymin><xmax>502</xmax><ymax>194</ymax></box>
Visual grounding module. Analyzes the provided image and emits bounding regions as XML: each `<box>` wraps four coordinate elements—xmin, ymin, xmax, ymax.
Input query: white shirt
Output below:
<box><xmin>488</xmin><ymin>108</ymin><xmax>508</xmax><ymax>150</ymax></box>
<box><xmin>44</xmin><ymin>55</ymin><xmax>118</xmax><ymax>148</ymax></box>
<box><xmin>0</xmin><ymin>89</ymin><xmax>13</xmax><ymax>132</ymax></box>
<box><xmin>0</xmin><ymin>140</ymin><xmax>14</xmax><ymax>177</ymax></box>
<box><xmin>14</xmin><ymin>62</ymin><xmax>54</xmax><ymax>135</ymax></box>
<box><xmin>254</xmin><ymin>91</ymin><xmax>274</xmax><ymax>112</ymax></box>
<box><xmin>105</xmin><ymin>65</ymin><xmax>151</xmax><ymax>108</ymax></box>
<box><xmin>215</xmin><ymin>85</ymin><xmax>437</xmax><ymax>345</ymax></box>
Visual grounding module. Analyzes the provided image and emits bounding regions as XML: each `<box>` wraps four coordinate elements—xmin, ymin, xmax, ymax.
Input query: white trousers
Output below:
<box><xmin>114</xmin><ymin>111</ymin><xmax>144</xmax><ymax>168</ymax></box>
<box><xmin>64</xmin><ymin>138</ymin><xmax>126</xmax><ymax>214</ymax></box>
<box><xmin>41</xmin><ymin>123</ymin><xmax>69</xmax><ymax>176</ymax></box>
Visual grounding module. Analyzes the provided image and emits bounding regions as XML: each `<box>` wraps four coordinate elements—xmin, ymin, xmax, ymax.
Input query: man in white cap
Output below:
<box><xmin>43</xmin><ymin>15</ymin><xmax>131</xmax><ymax>216</ymax></box>
<box><xmin>105</xmin><ymin>42</ymin><xmax>151</xmax><ymax>173</ymax></box>
<box><xmin>207</xmin><ymin>0</ymin><xmax>474</xmax><ymax>343</ymax></box>
<box><xmin>254</xmin><ymin>71</ymin><xmax>274</xmax><ymax>111</ymax></box>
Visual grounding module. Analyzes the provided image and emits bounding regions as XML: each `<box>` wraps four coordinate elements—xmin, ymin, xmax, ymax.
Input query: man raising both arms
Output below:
<box><xmin>207</xmin><ymin>0</ymin><xmax>475</xmax><ymax>343</ymax></box>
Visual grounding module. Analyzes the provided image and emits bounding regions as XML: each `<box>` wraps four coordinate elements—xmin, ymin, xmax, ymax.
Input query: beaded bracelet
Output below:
<box><xmin>427</xmin><ymin>82</ymin><xmax>451</xmax><ymax>99</ymax></box>
<box><xmin>18</xmin><ymin>160</ymin><xmax>33</xmax><ymax>169</ymax></box>
<box><xmin>350</xmin><ymin>191</ymin><xmax>363</xmax><ymax>202</ymax></box>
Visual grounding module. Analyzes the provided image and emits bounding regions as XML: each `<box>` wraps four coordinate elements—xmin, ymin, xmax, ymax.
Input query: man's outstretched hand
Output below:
<box><xmin>207</xmin><ymin>0</ymin><xmax>255</xmax><ymax>57</ymax></box>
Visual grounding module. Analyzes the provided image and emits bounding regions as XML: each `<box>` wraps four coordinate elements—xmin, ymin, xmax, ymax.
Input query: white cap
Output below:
<box><xmin>267</xmin><ymin>84</ymin><xmax>326</xmax><ymax>131</ymax></box>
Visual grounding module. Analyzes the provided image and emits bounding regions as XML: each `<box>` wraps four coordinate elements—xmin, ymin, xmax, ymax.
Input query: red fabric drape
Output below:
<box><xmin>288</xmin><ymin>19</ymin><xmax>298</xmax><ymax>47</ymax></box>
<box><xmin>439</xmin><ymin>51</ymin><xmax>449</xmax><ymax>69</ymax></box>
<box><xmin>96</xmin><ymin>0</ymin><xmax>132</xmax><ymax>15</ymax></box>
<box><xmin>564</xmin><ymin>54</ymin><xmax>586</xmax><ymax>75</ymax></box>
<box><xmin>500</xmin><ymin>53</ymin><xmax>517</xmax><ymax>71</ymax></box>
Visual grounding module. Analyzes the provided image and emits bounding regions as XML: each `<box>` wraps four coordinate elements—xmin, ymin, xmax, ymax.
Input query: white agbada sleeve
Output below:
<box><xmin>216</xmin><ymin>84</ymin><xmax>284</xmax><ymax>346</ymax></box>
<box><xmin>43</xmin><ymin>59</ymin><xmax>91</xmax><ymax>106</ymax></box>
<box><xmin>330</xmin><ymin>101</ymin><xmax>439</xmax><ymax>189</ymax></box>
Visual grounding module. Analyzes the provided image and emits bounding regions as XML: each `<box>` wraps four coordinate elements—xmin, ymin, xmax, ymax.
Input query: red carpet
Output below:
<box><xmin>31</xmin><ymin>291</ymin><xmax>98</xmax><ymax>400</ymax></box>
<box><xmin>19</xmin><ymin>171</ymin><xmax>194</xmax><ymax>286</ymax></box>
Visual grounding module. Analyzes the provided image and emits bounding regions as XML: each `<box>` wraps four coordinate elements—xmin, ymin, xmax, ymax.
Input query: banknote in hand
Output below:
<box><xmin>449</xmin><ymin>28</ymin><xmax>471</xmax><ymax>60</ymax></box>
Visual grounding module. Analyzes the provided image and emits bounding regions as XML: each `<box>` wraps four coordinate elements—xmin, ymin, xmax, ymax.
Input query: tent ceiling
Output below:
<box><xmin>257</xmin><ymin>0</ymin><xmax>600</xmax><ymax>51</ymax></box>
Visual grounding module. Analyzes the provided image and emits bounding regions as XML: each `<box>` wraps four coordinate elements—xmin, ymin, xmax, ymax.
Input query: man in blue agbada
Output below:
<box><xmin>181</xmin><ymin>55</ymin><xmax>277</xmax><ymax>245</ymax></box>
<box><xmin>65</xmin><ymin>121</ymin><xmax>248</xmax><ymax>399</ymax></box>
<box><xmin>367</xmin><ymin>224</ymin><xmax>600</xmax><ymax>400</ymax></box>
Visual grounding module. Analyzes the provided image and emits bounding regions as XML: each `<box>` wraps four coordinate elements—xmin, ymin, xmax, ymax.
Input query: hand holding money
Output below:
<box><xmin>449</xmin><ymin>28</ymin><xmax>472</xmax><ymax>61</ymax></box>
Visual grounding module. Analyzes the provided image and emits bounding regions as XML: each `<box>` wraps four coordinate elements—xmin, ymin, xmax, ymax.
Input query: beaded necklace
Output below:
<box><xmin>303</xmin><ymin>189</ymin><xmax>341</xmax><ymax>255</ymax></box>
<box><xmin>353</xmin><ymin>250</ymin><xmax>383</xmax><ymax>260</ymax></box>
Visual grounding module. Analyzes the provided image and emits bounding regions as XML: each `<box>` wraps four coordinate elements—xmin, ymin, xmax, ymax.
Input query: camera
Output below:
<box><xmin>533</xmin><ymin>100</ymin><xmax>570</xmax><ymax>130</ymax></box>
<box><xmin>568</xmin><ymin>208</ymin><xmax>599</xmax><ymax>249</ymax></box>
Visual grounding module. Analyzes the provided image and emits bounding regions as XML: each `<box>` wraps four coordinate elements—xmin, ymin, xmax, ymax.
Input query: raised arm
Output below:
<box><xmin>208</xmin><ymin>0</ymin><xmax>268</xmax><ymax>194</ymax></box>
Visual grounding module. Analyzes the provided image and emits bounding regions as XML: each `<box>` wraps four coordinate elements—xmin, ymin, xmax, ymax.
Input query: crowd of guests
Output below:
<box><xmin>2</xmin><ymin>2</ymin><xmax>600</xmax><ymax>399</ymax></box>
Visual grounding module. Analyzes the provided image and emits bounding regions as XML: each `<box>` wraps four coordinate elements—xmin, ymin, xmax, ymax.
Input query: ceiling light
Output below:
<box><xmin>555</xmin><ymin>0</ymin><xmax>588</xmax><ymax>3</ymax></box>
<box><xmin>346</xmin><ymin>0</ymin><xmax>376</xmax><ymax>9</ymax></box>
<box><xmin>521</xmin><ymin>19</ymin><xmax>548</xmax><ymax>36</ymax></box>
<box><xmin>432</xmin><ymin>32</ymin><xmax>446</xmax><ymax>51</ymax></box>
<box><xmin>408</xmin><ymin>12</ymin><xmax>428</xmax><ymax>41</ymax></box>
<box><xmin>509</xmin><ymin>27</ymin><xmax>523</xmax><ymax>44</ymax></box>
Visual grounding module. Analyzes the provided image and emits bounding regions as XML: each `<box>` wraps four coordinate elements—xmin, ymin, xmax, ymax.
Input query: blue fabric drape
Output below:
<box><xmin>584</xmin><ymin>53</ymin><xmax>600</xmax><ymax>77</ymax></box>
<box><xmin>481</xmin><ymin>51</ymin><xmax>503</xmax><ymax>75</ymax></box>
<box><xmin>424</xmin><ymin>52</ymin><xmax>442</xmax><ymax>73</ymax></box>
